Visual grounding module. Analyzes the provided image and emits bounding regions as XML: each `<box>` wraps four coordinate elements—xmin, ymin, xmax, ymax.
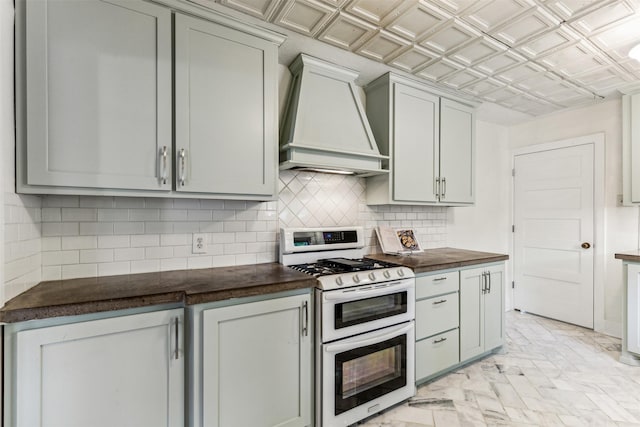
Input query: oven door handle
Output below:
<box><xmin>324</xmin><ymin>322</ymin><xmax>413</xmax><ymax>354</ymax></box>
<box><xmin>323</xmin><ymin>280</ymin><xmax>412</xmax><ymax>302</ymax></box>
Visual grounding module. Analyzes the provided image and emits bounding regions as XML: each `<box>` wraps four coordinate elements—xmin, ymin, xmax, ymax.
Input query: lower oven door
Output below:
<box><xmin>321</xmin><ymin>278</ymin><xmax>415</xmax><ymax>342</ymax></box>
<box><xmin>321</xmin><ymin>321</ymin><xmax>415</xmax><ymax>427</ymax></box>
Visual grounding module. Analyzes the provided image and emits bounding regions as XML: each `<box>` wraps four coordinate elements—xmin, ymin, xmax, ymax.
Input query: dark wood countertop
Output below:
<box><xmin>1</xmin><ymin>248</ymin><xmax>509</xmax><ymax>323</ymax></box>
<box><xmin>367</xmin><ymin>248</ymin><xmax>509</xmax><ymax>274</ymax></box>
<box><xmin>0</xmin><ymin>263</ymin><xmax>316</xmax><ymax>323</ymax></box>
<box><xmin>615</xmin><ymin>250</ymin><xmax>640</xmax><ymax>262</ymax></box>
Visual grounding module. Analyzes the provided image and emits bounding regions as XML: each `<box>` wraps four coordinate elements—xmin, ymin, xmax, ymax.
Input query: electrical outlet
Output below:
<box><xmin>192</xmin><ymin>233</ymin><xmax>207</xmax><ymax>254</ymax></box>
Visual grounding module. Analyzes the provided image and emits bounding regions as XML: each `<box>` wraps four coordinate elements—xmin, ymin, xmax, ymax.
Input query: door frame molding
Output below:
<box><xmin>510</xmin><ymin>132</ymin><xmax>605</xmax><ymax>332</ymax></box>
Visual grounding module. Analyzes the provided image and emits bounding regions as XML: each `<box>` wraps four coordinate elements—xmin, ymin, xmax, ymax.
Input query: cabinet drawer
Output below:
<box><xmin>416</xmin><ymin>292</ymin><xmax>459</xmax><ymax>340</ymax></box>
<box><xmin>416</xmin><ymin>272</ymin><xmax>459</xmax><ymax>299</ymax></box>
<box><xmin>416</xmin><ymin>329</ymin><xmax>459</xmax><ymax>381</ymax></box>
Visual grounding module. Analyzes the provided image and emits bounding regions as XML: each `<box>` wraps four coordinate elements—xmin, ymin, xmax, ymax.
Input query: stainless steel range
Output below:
<box><xmin>280</xmin><ymin>226</ymin><xmax>416</xmax><ymax>427</ymax></box>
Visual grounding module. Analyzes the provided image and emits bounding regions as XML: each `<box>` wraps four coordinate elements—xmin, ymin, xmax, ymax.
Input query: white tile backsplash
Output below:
<box><xmin>32</xmin><ymin>196</ymin><xmax>280</xmax><ymax>281</ymax></box>
<box><xmin>278</xmin><ymin>170</ymin><xmax>447</xmax><ymax>254</ymax></box>
<box><xmin>4</xmin><ymin>193</ymin><xmax>42</xmax><ymax>300</ymax></box>
<box><xmin>3</xmin><ymin>170</ymin><xmax>447</xmax><ymax>299</ymax></box>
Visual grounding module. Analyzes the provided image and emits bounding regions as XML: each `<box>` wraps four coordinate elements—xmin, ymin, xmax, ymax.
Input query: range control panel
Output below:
<box><xmin>280</xmin><ymin>226</ymin><xmax>365</xmax><ymax>255</ymax></box>
<box><xmin>293</xmin><ymin>230</ymin><xmax>359</xmax><ymax>247</ymax></box>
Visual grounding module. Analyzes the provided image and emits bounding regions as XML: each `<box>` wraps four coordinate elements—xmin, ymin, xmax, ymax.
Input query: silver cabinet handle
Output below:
<box><xmin>435</xmin><ymin>177</ymin><xmax>440</xmax><ymax>199</ymax></box>
<box><xmin>178</xmin><ymin>148</ymin><xmax>186</xmax><ymax>186</ymax></box>
<box><xmin>441</xmin><ymin>177</ymin><xmax>447</xmax><ymax>199</ymax></box>
<box><xmin>432</xmin><ymin>277</ymin><xmax>447</xmax><ymax>282</ymax></box>
<box><xmin>174</xmin><ymin>317</ymin><xmax>180</xmax><ymax>360</ymax></box>
<box><xmin>433</xmin><ymin>337</ymin><xmax>447</xmax><ymax>344</ymax></box>
<box><xmin>432</xmin><ymin>299</ymin><xmax>447</xmax><ymax>305</ymax></box>
<box><xmin>160</xmin><ymin>146</ymin><xmax>168</xmax><ymax>184</ymax></box>
<box><xmin>301</xmin><ymin>300</ymin><xmax>309</xmax><ymax>337</ymax></box>
<box><xmin>487</xmin><ymin>271</ymin><xmax>492</xmax><ymax>294</ymax></box>
<box><xmin>482</xmin><ymin>271</ymin><xmax>487</xmax><ymax>294</ymax></box>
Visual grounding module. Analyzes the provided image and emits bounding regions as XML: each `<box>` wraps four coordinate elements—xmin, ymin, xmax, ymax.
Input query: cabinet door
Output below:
<box><xmin>628</xmin><ymin>264</ymin><xmax>640</xmax><ymax>354</ymax></box>
<box><xmin>175</xmin><ymin>14</ymin><xmax>278</xmax><ymax>198</ymax></box>
<box><xmin>484</xmin><ymin>264</ymin><xmax>505</xmax><ymax>351</ymax></box>
<box><xmin>392</xmin><ymin>83</ymin><xmax>439</xmax><ymax>203</ymax></box>
<box><xmin>24</xmin><ymin>0</ymin><xmax>172</xmax><ymax>191</ymax></box>
<box><xmin>14</xmin><ymin>309</ymin><xmax>184</xmax><ymax>427</ymax></box>
<box><xmin>460</xmin><ymin>267</ymin><xmax>484</xmax><ymax>361</ymax></box>
<box><xmin>202</xmin><ymin>294</ymin><xmax>311</xmax><ymax>427</ymax></box>
<box><xmin>439</xmin><ymin>98</ymin><xmax>474</xmax><ymax>204</ymax></box>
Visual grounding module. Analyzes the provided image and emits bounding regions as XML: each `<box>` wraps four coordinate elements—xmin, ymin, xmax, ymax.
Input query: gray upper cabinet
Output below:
<box><xmin>622</xmin><ymin>87</ymin><xmax>640</xmax><ymax>204</ymax></box>
<box><xmin>19</xmin><ymin>0</ymin><xmax>172</xmax><ymax>192</ymax></box>
<box><xmin>174</xmin><ymin>14</ymin><xmax>278</xmax><ymax>198</ymax></box>
<box><xmin>440</xmin><ymin>99</ymin><xmax>475</xmax><ymax>204</ymax></box>
<box><xmin>17</xmin><ymin>0</ymin><xmax>283</xmax><ymax>200</ymax></box>
<box><xmin>365</xmin><ymin>73</ymin><xmax>476</xmax><ymax>206</ymax></box>
<box><xmin>391</xmin><ymin>84</ymin><xmax>439</xmax><ymax>204</ymax></box>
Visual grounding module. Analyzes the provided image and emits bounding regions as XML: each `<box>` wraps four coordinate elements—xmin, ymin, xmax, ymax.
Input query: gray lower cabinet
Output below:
<box><xmin>415</xmin><ymin>271</ymin><xmax>460</xmax><ymax>383</ymax></box>
<box><xmin>460</xmin><ymin>264</ymin><xmax>505</xmax><ymax>362</ymax></box>
<box><xmin>17</xmin><ymin>0</ymin><xmax>282</xmax><ymax>200</ymax></box>
<box><xmin>415</xmin><ymin>263</ymin><xmax>505</xmax><ymax>383</ymax></box>
<box><xmin>4</xmin><ymin>308</ymin><xmax>185</xmax><ymax>427</ymax></box>
<box><xmin>190</xmin><ymin>292</ymin><xmax>312</xmax><ymax>427</ymax></box>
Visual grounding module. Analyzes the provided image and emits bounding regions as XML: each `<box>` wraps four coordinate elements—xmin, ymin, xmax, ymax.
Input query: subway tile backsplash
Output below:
<box><xmin>4</xmin><ymin>171</ymin><xmax>447</xmax><ymax>300</ymax></box>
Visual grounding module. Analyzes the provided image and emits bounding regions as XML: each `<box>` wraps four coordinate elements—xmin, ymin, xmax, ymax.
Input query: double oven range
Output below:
<box><xmin>280</xmin><ymin>226</ymin><xmax>416</xmax><ymax>426</ymax></box>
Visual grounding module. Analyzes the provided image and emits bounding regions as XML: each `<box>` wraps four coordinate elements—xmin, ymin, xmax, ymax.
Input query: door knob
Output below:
<box><xmin>581</xmin><ymin>242</ymin><xmax>591</xmax><ymax>249</ymax></box>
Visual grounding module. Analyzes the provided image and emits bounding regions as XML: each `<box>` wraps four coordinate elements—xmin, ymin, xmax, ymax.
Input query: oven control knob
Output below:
<box><xmin>335</xmin><ymin>277</ymin><xmax>344</xmax><ymax>286</ymax></box>
<box><xmin>383</xmin><ymin>270</ymin><xmax>391</xmax><ymax>279</ymax></box>
<box><xmin>353</xmin><ymin>274</ymin><xmax>361</xmax><ymax>283</ymax></box>
<box><xmin>397</xmin><ymin>268</ymin><xmax>405</xmax><ymax>277</ymax></box>
<box><xmin>368</xmin><ymin>272</ymin><xmax>376</xmax><ymax>281</ymax></box>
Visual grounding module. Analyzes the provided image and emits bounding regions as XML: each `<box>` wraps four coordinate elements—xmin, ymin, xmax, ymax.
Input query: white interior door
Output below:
<box><xmin>514</xmin><ymin>143</ymin><xmax>594</xmax><ymax>328</ymax></box>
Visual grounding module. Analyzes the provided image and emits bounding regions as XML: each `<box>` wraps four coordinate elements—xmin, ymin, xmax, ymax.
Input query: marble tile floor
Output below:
<box><xmin>359</xmin><ymin>310</ymin><xmax>640</xmax><ymax>427</ymax></box>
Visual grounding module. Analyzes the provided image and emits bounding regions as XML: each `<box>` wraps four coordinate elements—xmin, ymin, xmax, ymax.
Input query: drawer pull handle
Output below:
<box><xmin>434</xmin><ymin>337</ymin><xmax>447</xmax><ymax>344</ymax></box>
<box><xmin>432</xmin><ymin>299</ymin><xmax>447</xmax><ymax>305</ymax></box>
<box><xmin>432</xmin><ymin>277</ymin><xmax>447</xmax><ymax>282</ymax></box>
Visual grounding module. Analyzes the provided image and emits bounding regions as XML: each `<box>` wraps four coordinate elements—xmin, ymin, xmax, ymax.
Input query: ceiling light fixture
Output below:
<box><xmin>630</xmin><ymin>44</ymin><xmax>640</xmax><ymax>61</ymax></box>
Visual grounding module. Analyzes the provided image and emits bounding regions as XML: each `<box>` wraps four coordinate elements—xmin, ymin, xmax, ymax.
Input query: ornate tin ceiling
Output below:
<box><xmin>212</xmin><ymin>0</ymin><xmax>640</xmax><ymax>116</ymax></box>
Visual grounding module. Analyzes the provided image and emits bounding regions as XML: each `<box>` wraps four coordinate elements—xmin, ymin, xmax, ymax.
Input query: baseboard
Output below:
<box><xmin>602</xmin><ymin>319</ymin><xmax>622</xmax><ymax>339</ymax></box>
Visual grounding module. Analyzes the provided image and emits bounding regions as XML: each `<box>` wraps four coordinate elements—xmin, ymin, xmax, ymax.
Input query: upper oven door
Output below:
<box><xmin>321</xmin><ymin>278</ymin><xmax>415</xmax><ymax>342</ymax></box>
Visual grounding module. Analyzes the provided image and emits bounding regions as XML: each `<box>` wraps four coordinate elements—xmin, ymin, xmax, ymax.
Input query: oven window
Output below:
<box><xmin>335</xmin><ymin>335</ymin><xmax>406</xmax><ymax>415</ymax></box>
<box><xmin>335</xmin><ymin>291</ymin><xmax>407</xmax><ymax>329</ymax></box>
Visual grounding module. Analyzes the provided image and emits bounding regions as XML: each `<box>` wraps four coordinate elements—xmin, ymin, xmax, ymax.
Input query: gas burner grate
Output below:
<box><xmin>289</xmin><ymin>258</ymin><xmax>400</xmax><ymax>277</ymax></box>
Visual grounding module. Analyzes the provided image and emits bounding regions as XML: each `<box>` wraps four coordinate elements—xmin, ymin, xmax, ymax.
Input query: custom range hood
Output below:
<box><xmin>279</xmin><ymin>54</ymin><xmax>388</xmax><ymax>176</ymax></box>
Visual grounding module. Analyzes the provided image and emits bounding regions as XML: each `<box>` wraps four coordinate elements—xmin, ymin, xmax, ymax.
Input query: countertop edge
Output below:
<box><xmin>0</xmin><ymin>292</ymin><xmax>186</xmax><ymax>323</ymax></box>
<box><xmin>184</xmin><ymin>279</ymin><xmax>316</xmax><ymax>305</ymax></box>
<box><xmin>412</xmin><ymin>254</ymin><xmax>510</xmax><ymax>274</ymax></box>
<box><xmin>615</xmin><ymin>252</ymin><xmax>640</xmax><ymax>261</ymax></box>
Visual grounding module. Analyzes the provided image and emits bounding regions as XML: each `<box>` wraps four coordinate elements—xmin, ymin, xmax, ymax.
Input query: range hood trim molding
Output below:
<box><xmin>280</xmin><ymin>143</ymin><xmax>389</xmax><ymax>160</ymax></box>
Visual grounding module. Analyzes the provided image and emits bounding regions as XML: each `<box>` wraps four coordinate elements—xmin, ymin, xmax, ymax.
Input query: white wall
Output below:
<box><xmin>507</xmin><ymin>100</ymin><xmax>637</xmax><ymax>337</ymax></box>
<box><xmin>447</xmin><ymin>120</ymin><xmax>512</xmax><ymax>305</ymax></box>
<box><xmin>3</xmin><ymin>0</ymin><xmax>41</xmax><ymax>301</ymax></box>
<box><xmin>0</xmin><ymin>0</ymin><xmax>12</xmax><ymax>414</ymax></box>
<box><xmin>1</xmin><ymin>0</ymin><xmax>12</xmax><ymax>304</ymax></box>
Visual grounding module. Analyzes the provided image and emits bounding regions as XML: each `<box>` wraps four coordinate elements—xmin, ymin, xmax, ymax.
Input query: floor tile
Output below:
<box><xmin>358</xmin><ymin>311</ymin><xmax>640</xmax><ymax>427</ymax></box>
